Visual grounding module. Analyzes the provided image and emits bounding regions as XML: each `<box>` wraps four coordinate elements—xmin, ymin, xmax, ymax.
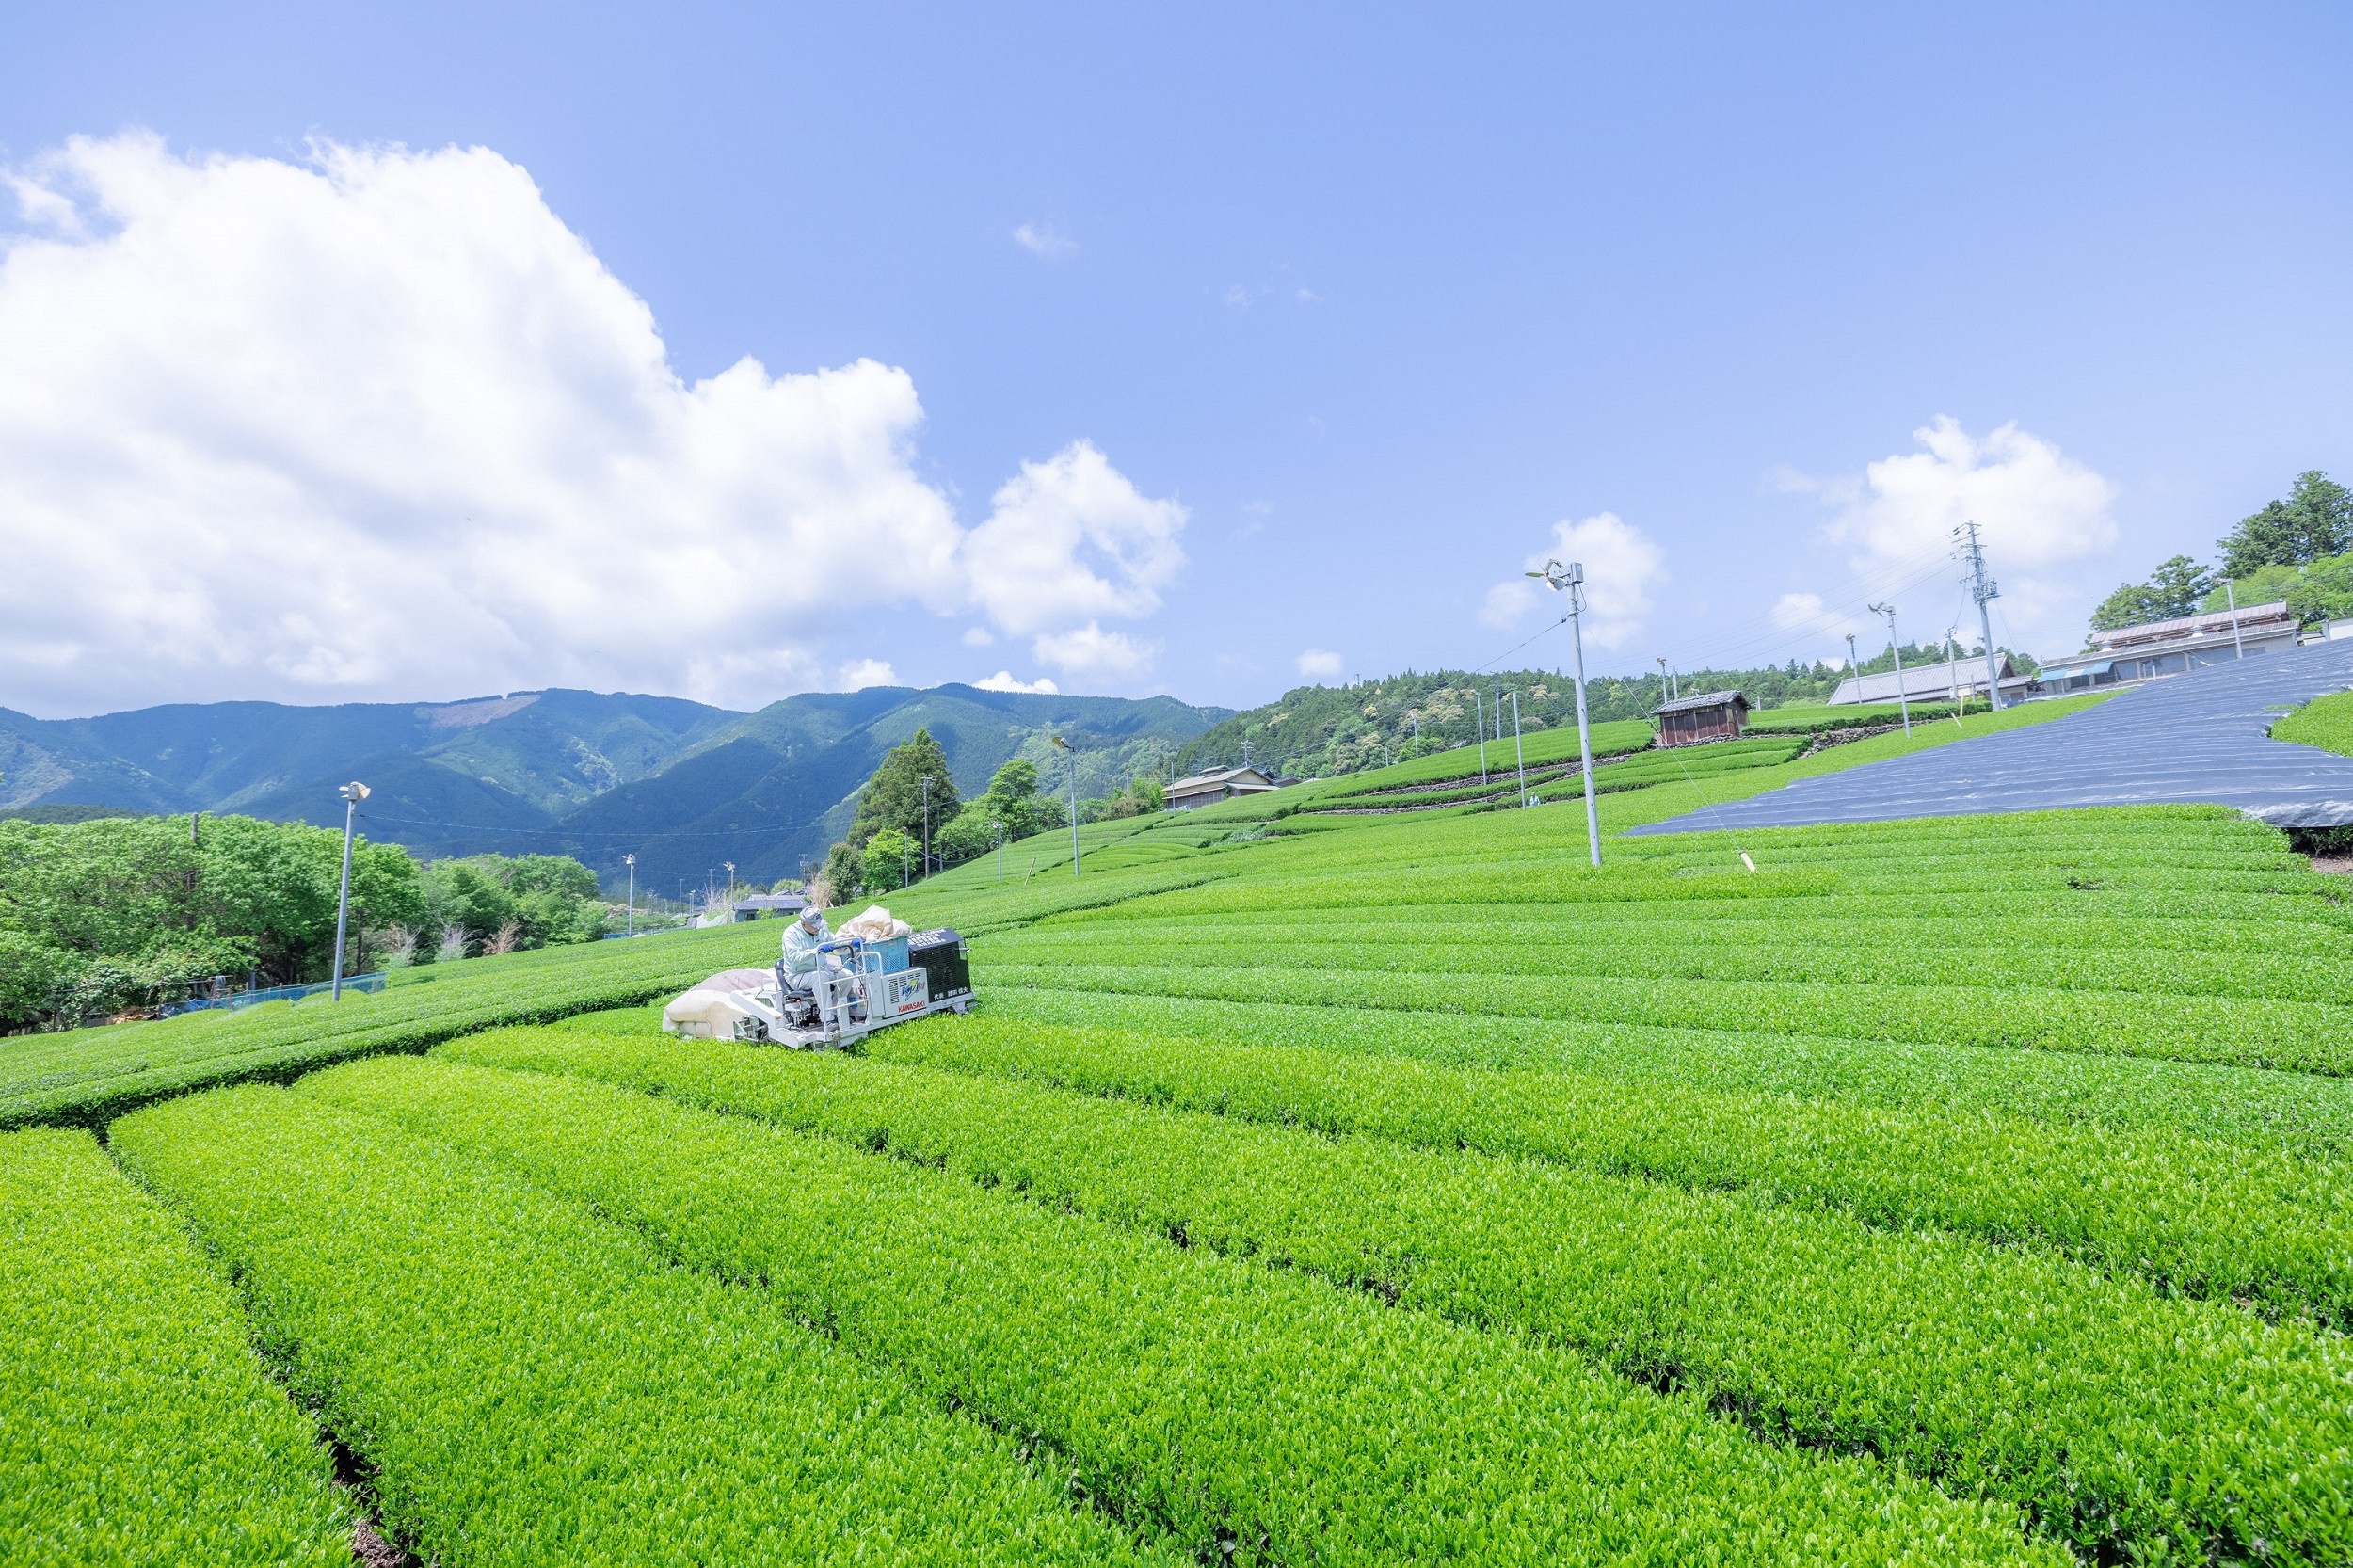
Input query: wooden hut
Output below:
<box><xmin>1654</xmin><ymin>690</ymin><xmax>1750</xmax><ymax>748</ymax></box>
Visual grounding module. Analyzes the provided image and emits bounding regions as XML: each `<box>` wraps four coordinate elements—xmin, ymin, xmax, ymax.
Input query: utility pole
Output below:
<box><xmin>2225</xmin><ymin>579</ymin><xmax>2247</xmax><ymax>659</ymax></box>
<box><xmin>1868</xmin><ymin>602</ymin><xmax>1912</xmax><ymax>736</ymax></box>
<box><xmin>330</xmin><ymin>781</ymin><xmax>369</xmax><ymax>1000</ymax></box>
<box><xmin>1957</xmin><ymin>520</ymin><xmax>2006</xmax><ymax>709</ymax></box>
<box><xmin>1528</xmin><ymin>559</ymin><xmax>1602</xmax><ymax>867</ymax></box>
<box><xmin>920</xmin><ymin>775</ymin><xmax>932</xmax><ymax>879</ymax></box>
<box><xmin>1511</xmin><ymin>691</ymin><xmax>1527</xmax><ymax>808</ymax></box>
<box><xmin>624</xmin><ymin>854</ymin><xmax>635</xmax><ymax>937</ymax></box>
<box><xmin>1053</xmin><ymin>735</ymin><xmax>1080</xmax><ymax>876</ymax></box>
<box><xmin>992</xmin><ymin>820</ymin><xmax>1004</xmax><ymax>882</ymax></box>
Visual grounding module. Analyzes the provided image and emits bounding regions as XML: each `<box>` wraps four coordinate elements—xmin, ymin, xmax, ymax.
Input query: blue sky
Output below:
<box><xmin>3</xmin><ymin>3</ymin><xmax>2348</xmax><ymax>716</ymax></box>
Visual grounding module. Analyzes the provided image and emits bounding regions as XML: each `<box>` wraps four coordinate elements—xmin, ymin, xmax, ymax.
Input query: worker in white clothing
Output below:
<box><xmin>778</xmin><ymin>904</ymin><xmax>852</xmax><ymax>1027</ymax></box>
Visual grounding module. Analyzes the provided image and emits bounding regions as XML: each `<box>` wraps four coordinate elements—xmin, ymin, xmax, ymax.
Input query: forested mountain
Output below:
<box><xmin>0</xmin><ymin>684</ymin><xmax>1223</xmax><ymax>894</ymax></box>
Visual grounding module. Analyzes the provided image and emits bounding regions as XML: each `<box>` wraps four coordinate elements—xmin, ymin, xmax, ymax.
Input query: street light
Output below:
<box><xmin>330</xmin><ymin>780</ymin><xmax>370</xmax><ymax>1001</ymax></box>
<box><xmin>1051</xmin><ymin>735</ymin><xmax>1080</xmax><ymax>876</ymax></box>
<box><xmin>1525</xmin><ymin>559</ymin><xmax>1601</xmax><ymax>868</ymax></box>
<box><xmin>1868</xmin><ymin>602</ymin><xmax>1913</xmax><ymax>737</ymax></box>
<box><xmin>623</xmin><ymin>854</ymin><xmax>635</xmax><ymax>937</ymax></box>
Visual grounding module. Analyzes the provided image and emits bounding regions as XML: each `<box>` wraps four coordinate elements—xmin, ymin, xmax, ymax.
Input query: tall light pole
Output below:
<box><xmin>2225</xmin><ymin>578</ymin><xmax>2247</xmax><ymax>659</ymax></box>
<box><xmin>1528</xmin><ymin>559</ymin><xmax>1602</xmax><ymax>868</ymax></box>
<box><xmin>1052</xmin><ymin>735</ymin><xmax>1080</xmax><ymax>876</ymax></box>
<box><xmin>1511</xmin><ymin>692</ymin><xmax>1527</xmax><ymax>808</ymax></box>
<box><xmin>723</xmin><ymin>861</ymin><xmax>735</xmax><ymax>914</ymax></box>
<box><xmin>920</xmin><ymin>775</ymin><xmax>933</xmax><ymax>878</ymax></box>
<box><xmin>991</xmin><ymin>820</ymin><xmax>1005</xmax><ymax>882</ymax></box>
<box><xmin>330</xmin><ymin>780</ymin><xmax>369</xmax><ymax>1000</ymax></box>
<box><xmin>1845</xmin><ymin>632</ymin><xmax>1862</xmax><ymax>698</ymax></box>
<box><xmin>624</xmin><ymin>854</ymin><xmax>635</xmax><ymax>936</ymax></box>
<box><xmin>1868</xmin><ymin>602</ymin><xmax>1912</xmax><ymax>736</ymax></box>
<box><xmin>1956</xmin><ymin>521</ymin><xmax>2006</xmax><ymax>709</ymax></box>
<box><xmin>1944</xmin><ymin>631</ymin><xmax>1963</xmax><ymax>727</ymax></box>
<box><xmin>1474</xmin><ymin>688</ymin><xmax>1488</xmax><ymax>783</ymax></box>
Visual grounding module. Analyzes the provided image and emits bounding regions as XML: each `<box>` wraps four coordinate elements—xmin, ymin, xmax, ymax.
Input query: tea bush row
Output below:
<box><xmin>311</xmin><ymin>1052</ymin><xmax>2055</xmax><ymax>1568</ymax></box>
<box><xmin>0</xmin><ymin>1127</ymin><xmax>349</xmax><ymax>1565</ymax></box>
<box><xmin>109</xmin><ymin>1085</ymin><xmax>1167</xmax><ymax>1567</ymax></box>
<box><xmin>435</xmin><ymin>1031</ymin><xmax>2350</xmax><ymax>1566</ymax></box>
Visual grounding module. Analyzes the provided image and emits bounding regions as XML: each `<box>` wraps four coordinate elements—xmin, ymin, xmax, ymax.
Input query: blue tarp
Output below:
<box><xmin>1629</xmin><ymin>638</ymin><xmax>2353</xmax><ymax>835</ymax></box>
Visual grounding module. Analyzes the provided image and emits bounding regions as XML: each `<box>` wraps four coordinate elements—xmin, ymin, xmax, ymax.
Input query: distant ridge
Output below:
<box><xmin>0</xmin><ymin>684</ymin><xmax>1226</xmax><ymax>889</ymax></box>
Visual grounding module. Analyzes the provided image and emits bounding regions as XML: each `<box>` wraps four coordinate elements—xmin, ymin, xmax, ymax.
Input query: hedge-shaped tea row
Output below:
<box><xmin>984</xmin><ymin>958</ymin><xmax>2353</xmax><ymax>1076</ymax></box>
<box><xmin>311</xmin><ymin>1052</ymin><xmax>2054</xmax><ymax>1568</ymax></box>
<box><xmin>109</xmin><ymin>1086</ymin><xmax>1166</xmax><ymax>1567</ymax></box>
<box><xmin>432</xmin><ymin>1031</ymin><xmax>2351</xmax><ymax>1566</ymax></box>
<box><xmin>0</xmin><ymin>1128</ymin><xmax>349</xmax><ymax>1565</ymax></box>
<box><xmin>976</xmin><ymin>987</ymin><xmax>2353</xmax><ymax>1156</ymax></box>
<box><xmin>862</xmin><ymin>1013</ymin><xmax>2353</xmax><ymax>1321</ymax></box>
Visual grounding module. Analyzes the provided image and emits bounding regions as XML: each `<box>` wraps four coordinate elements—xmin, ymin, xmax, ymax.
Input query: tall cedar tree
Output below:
<box><xmin>2217</xmin><ymin>471</ymin><xmax>2353</xmax><ymax>578</ymax></box>
<box><xmin>2089</xmin><ymin>555</ymin><xmax>2216</xmax><ymax>632</ymax></box>
<box><xmin>846</xmin><ymin>728</ymin><xmax>961</xmax><ymax>855</ymax></box>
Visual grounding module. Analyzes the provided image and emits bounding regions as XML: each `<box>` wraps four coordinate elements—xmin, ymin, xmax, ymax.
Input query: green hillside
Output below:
<box><xmin>9</xmin><ymin>692</ymin><xmax>2353</xmax><ymax>1565</ymax></box>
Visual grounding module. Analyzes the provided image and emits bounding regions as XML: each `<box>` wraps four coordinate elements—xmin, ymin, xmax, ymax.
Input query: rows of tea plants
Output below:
<box><xmin>0</xmin><ymin>1127</ymin><xmax>349</xmax><ymax>1565</ymax></box>
<box><xmin>298</xmin><ymin>1051</ymin><xmax>2055</xmax><ymax>1566</ymax></box>
<box><xmin>110</xmin><ymin>1084</ymin><xmax>1170</xmax><ymax>1567</ymax></box>
<box><xmin>437</xmin><ymin>1025</ymin><xmax>2353</xmax><ymax>1563</ymax></box>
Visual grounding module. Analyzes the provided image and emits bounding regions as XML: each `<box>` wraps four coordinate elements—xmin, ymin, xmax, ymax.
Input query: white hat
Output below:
<box><xmin>798</xmin><ymin>905</ymin><xmax>823</xmax><ymax>925</ymax></box>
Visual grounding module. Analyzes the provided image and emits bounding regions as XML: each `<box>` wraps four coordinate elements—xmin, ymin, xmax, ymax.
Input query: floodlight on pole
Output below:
<box><xmin>330</xmin><ymin>781</ymin><xmax>370</xmax><ymax>1001</ymax></box>
<box><xmin>1868</xmin><ymin>602</ymin><xmax>1912</xmax><ymax>736</ymax></box>
<box><xmin>624</xmin><ymin>854</ymin><xmax>635</xmax><ymax>937</ymax></box>
<box><xmin>1845</xmin><ymin>632</ymin><xmax>1861</xmax><ymax>693</ymax></box>
<box><xmin>1052</xmin><ymin>735</ymin><xmax>1080</xmax><ymax>876</ymax></box>
<box><xmin>1526</xmin><ymin>558</ymin><xmax>1601</xmax><ymax>868</ymax></box>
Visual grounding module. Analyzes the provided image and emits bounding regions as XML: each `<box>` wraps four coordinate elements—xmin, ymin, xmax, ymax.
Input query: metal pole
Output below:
<box><xmin>1512</xmin><ymin>691</ymin><xmax>1528</xmax><ymax>808</ymax></box>
<box><xmin>1870</xmin><ymin>602</ymin><xmax>1912</xmax><ymax>736</ymax></box>
<box><xmin>1568</xmin><ymin>579</ymin><xmax>1601</xmax><ymax>867</ymax></box>
<box><xmin>331</xmin><ymin>781</ymin><xmax>368</xmax><ymax>1000</ymax></box>
<box><xmin>2226</xmin><ymin>579</ymin><xmax>2246</xmax><ymax>659</ymax></box>
<box><xmin>1945</xmin><ymin>634</ymin><xmax>1961</xmax><ymax>726</ymax></box>
<box><xmin>1476</xmin><ymin>689</ymin><xmax>1488</xmax><ymax>783</ymax></box>
<box><xmin>993</xmin><ymin>821</ymin><xmax>1004</xmax><ymax>882</ymax></box>
<box><xmin>1845</xmin><ymin>632</ymin><xmax>1861</xmax><ymax>699</ymax></box>
<box><xmin>1961</xmin><ymin>521</ymin><xmax>2005</xmax><ymax>709</ymax></box>
<box><xmin>625</xmin><ymin>854</ymin><xmax>635</xmax><ymax>936</ymax></box>
<box><xmin>920</xmin><ymin>776</ymin><xmax>932</xmax><ymax>878</ymax></box>
<box><xmin>1054</xmin><ymin>736</ymin><xmax>1080</xmax><ymax>876</ymax></box>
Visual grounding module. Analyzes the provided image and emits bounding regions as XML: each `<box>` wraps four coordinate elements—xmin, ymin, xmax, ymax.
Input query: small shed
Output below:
<box><xmin>1655</xmin><ymin>690</ymin><xmax>1750</xmax><ymax>748</ymax></box>
<box><xmin>732</xmin><ymin>892</ymin><xmax>810</xmax><ymax>922</ymax></box>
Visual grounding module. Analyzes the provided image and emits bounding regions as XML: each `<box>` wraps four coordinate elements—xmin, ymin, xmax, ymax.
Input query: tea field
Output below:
<box><xmin>10</xmin><ymin>692</ymin><xmax>2353</xmax><ymax>1565</ymax></box>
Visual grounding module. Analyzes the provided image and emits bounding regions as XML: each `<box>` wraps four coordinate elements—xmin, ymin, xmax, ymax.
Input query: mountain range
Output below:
<box><xmin>0</xmin><ymin>685</ymin><xmax>1227</xmax><ymax>892</ymax></box>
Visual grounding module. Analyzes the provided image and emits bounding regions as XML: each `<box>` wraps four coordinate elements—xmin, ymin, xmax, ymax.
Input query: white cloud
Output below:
<box><xmin>0</xmin><ymin>134</ymin><xmax>1183</xmax><ymax>714</ymax></box>
<box><xmin>1781</xmin><ymin>417</ymin><xmax>2119</xmax><ymax>653</ymax></box>
<box><xmin>972</xmin><ymin>670</ymin><xmax>1059</xmax><ymax>694</ymax></box>
<box><xmin>960</xmin><ymin>626</ymin><xmax>996</xmax><ymax>647</ymax></box>
<box><xmin>1031</xmin><ymin>621</ymin><xmax>1158</xmax><ymax>678</ymax></box>
<box><xmin>1294</xmin><ymin>288</ymin><xmax>1321</xmax><ymax>305</ymax></box>
<box><xmin>1223</xmin><ymin>284</ymin><xmax>1253</xmax><ymax>310</ymax></box>
<box><xmin>1476</xmin><ymin>512</ymin><xmax>1664</xmax><ymax>650</ymax></box>
<box><xmin>1296</xmin><ymin>648</ymin><xmax>1343</xmax><ymax>680</ymax></box>
<box><xmin>1012</xmin><ymin>221</ymin><xmax>1075</xmax><ymax>259</ymax></box>
<box><xmin>833</xmin><ymin>659</ymin><xmax>900</xmax><ymax>690</ymax></box>
<box><xmin>963</xmin><ymin>441</ymin><xmax>1186</xmax><ymax>638</ymax></box>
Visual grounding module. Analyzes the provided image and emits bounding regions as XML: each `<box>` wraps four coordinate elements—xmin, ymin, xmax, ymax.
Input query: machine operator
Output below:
<box><xmin>778</xmin><ymin>904</ymin><xmax>852</xmax><ymax>1028</ymax></box>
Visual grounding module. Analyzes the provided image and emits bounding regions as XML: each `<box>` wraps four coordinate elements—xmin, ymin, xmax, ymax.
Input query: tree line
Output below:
<box><xmin>0</xmin><ymin>812</ymin><xmax>611</xmax><ymax>1031</ymax></box>
<box><xmin>2091</xmin><ymin>470</ymin><xmax>2353</xmax><ymax>633</ymax></box>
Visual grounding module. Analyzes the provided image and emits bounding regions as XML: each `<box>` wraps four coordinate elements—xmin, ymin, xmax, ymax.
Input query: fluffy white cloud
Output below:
<box><xmin>1012</xmin><ymin>221</ymin><xmax>1075</xmax><ymax>258</ymax></box>
<box><xmin>0</xmin><ymin>134</ymin><xmax>1182</xmax><ymax>714</ymax></box>
<box><xmin>960</xmin><ymin>626</ymin><xmax>996</xmax><ymax>647</ymax></box>
<box><xmin>1031</xmin><ymin>621</ymin><xmax>1158</xmax><ymax>678</ymax></box>
<box><xmin>964</xmin><ymin>442</ymin><xmax>1187</xmax><ymax>642</ymax></box>
<box><xmin>1477</xmin><ymin>513</ymin><xmax>1664</xmax><ymax>651</ymax></box>
<box><xmin>833</xmin><ymin>659</ymin><xmax>901</xmax><ymax>690</ymax></box>
<box><xmin>1779</xmin><ymin>416</ymin><xmax>2120</xmax><ymax>654</ymax></box>
<box><xmin>972</xmin><ymin>670</ymin><xmax>1059</xmax><ymax>694</ymax></box>
<box><xmin>1295</xmin><ymin>648</ymin><xmax>1343</xmax><ymax>680</ymax></box>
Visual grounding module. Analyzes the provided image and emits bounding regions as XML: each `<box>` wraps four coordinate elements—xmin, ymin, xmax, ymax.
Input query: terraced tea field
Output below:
<box><xmin>9</xmin><ymin>696</ymin><xmax>2353</xmax><ymax>1565</ymax></box>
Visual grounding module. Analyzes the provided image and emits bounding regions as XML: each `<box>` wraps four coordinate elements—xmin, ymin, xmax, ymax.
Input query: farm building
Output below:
<box><xmin>1166</xmin><ymin>764</ymin><xmax>1286</xmax><ymax>810</ymax></box>
<box><xmin>2031</xmin><ymin>601</ymin><xmax>2300</xmax><ymax>695</ymax></box>
<box><xmin>731</xmin><ymin>892</ymin><xmax>809</xmax><ymax>921</ymax></box>
<box><xmin>1830</xmin><ymin>655</ymin><xmax>2036</xmax><ymax>707</ymax></box>
<box><xmin>1655</xmin><ymin>690</ymin><xmax>1750</xmax><ymax>748</ymax></box>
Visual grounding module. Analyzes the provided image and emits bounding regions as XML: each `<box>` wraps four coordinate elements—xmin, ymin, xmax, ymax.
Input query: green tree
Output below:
<box><xmin>847</xmin><ymin>728</ymin><xmax>961</xmax><ymax>858</ymax></box>
<box><xmin>2089</xmin><ymin>555</ymin><xmax>2216</xmax><ymax>632</ymax></box>
<box><xmin>861</xmin><ymin>827</ymin><xmax>916</xmax><ymax>891</ymax></box>
<box><xmin>2217</xmin><ymin>471</ymin><xmax>2353</xmax><ymax>577</ymax></box>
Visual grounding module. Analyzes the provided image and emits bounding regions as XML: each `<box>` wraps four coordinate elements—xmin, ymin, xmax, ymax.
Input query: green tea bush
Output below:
<box><xmin>110</xmin><ymin>1085</ymin><xmax>1167</xmax><ymax>1568</ymax></box>
<box><xmin>0</xmin><ymin>1128</ymin><xmax>349</xmax><ymax>1565</ymax></box>
<box><xmin>309</xmin><ymin>1052</ymin><xmax>2055</xmax><ymax>1568</ymax></box>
